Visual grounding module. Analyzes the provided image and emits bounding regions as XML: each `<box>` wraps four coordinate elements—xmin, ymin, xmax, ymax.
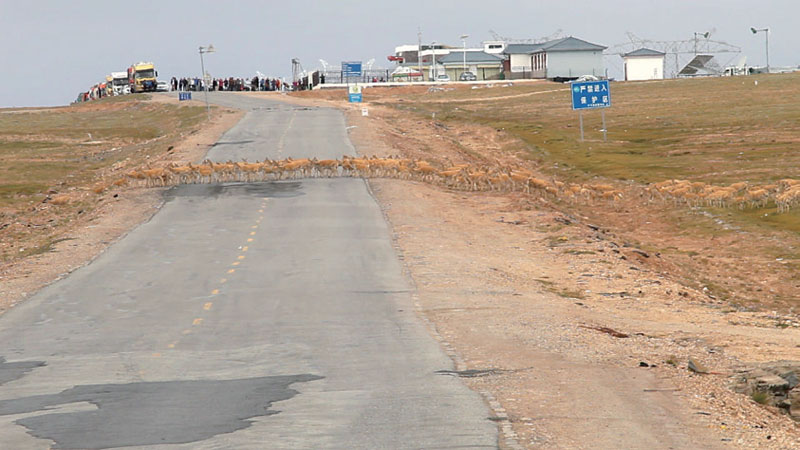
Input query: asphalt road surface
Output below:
<box><xmin>0</xmin><ymin>92</ymin><xmax>497</xmax><ymax>449</ymax></box>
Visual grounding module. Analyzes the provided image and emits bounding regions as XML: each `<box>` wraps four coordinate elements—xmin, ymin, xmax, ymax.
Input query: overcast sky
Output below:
<box><xmin>1</xmin><ymin>0</ymin><xmax>796</xmax><ymax>107</ymax></box>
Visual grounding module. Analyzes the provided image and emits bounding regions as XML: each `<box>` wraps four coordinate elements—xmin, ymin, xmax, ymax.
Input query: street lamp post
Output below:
<box><xmin>750</xmin><ymin>27</ymin><xmax>769</xmax><ymax>73</ymax></box>
<box><xmin>430</xmin><ymin>41</ymin><xmax>437</xmax><ymax>80</ymax></box>
<box><xmin>460</xmin><ymin>34</ymin><xmax>469</xmax><ymax>79</ymax></box>
<box><xmin>198</xmin><ymin>44</ymin><xmax>215</xmax><ymax>120</ymax></box>
<box><xmin>693</xmin><ymin>31</ymin><xmax>710</xmax><ymax>55</ymax></box>
<box><xmin>417</xmin><ymin>28</ymin><xmax>423</xmax><ymax>83</ymax></box>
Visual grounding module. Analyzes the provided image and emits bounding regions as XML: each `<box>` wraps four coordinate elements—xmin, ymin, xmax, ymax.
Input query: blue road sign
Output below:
<box><xmin>178</xmin><ymin>92</ymin><xmax>192</xmax><ymax>101</ymax></box>
<box><xmin>571</xmin><ymin>80</ymin><xmax>610</xmax><ymax>110</ymax></box>
<box><xmin>342</xmin><ymin>61</ymin><xmax>363</xmax><ymax>78</ymax></box>
<box><xmin>348</xmin><ymin>85</ymin><xmax>362</xmax><ymax>103</ymax></box>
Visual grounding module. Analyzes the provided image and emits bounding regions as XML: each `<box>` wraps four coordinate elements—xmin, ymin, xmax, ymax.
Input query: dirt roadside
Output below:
<box><xmin>0</xmin><ymin>96</ymin><xmax>242</xmax><ymax>314</ymax></box>
<box><xmin>324</xmin><ymin>95</ymin><xmax>800</xmax><ymax>448</ymax></box>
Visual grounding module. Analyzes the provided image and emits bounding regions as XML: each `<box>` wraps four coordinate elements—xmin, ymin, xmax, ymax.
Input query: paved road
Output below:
<box><xmin>0</xmin><ymin>92</ymin><xmax>497</xmax><ymax>449</ymax></box>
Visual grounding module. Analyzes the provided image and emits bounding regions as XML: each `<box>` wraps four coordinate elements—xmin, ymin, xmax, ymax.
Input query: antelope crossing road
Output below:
<box><xmin>0</xmin><ymin>93</ymin><xmax>497</xmax><ymax>449</ymax></box>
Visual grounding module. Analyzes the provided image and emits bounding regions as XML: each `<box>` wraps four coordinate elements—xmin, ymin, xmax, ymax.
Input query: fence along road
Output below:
<box><xmin>0</xmin><ymin>92</ymin><xmax>497</xmax><ymax>449</ymax></box>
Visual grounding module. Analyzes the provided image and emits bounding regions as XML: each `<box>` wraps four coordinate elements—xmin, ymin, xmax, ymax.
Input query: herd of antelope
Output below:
<box><xmin>648</xmin><ymin>178</ymin><xmax>800</xmax><ymax>213</ymax></box>
<box><xmin>100</xmin><ymin>155</ymin><xmax>800</xmax><ymax>213</ymax></box>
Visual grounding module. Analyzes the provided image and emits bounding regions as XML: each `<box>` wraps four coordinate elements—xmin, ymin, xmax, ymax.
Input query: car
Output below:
<box><xmin>435</xmin><ymin>73</ymin><xmax>451</xmax><ymax>82</ymax></box>
<box><xmin>459</xmin><ymin>72</ymin><xmax>477</xmax><ymax>81</ymax></box>
<box><xmin>156</xmin><ymin>80</ymin><xmax>170</xmax><ymax>92</ymax></box>
<box><xmin>573</xmin><ymin>75</ymin><xmax>599</xmax><ymax>83</ymax></box>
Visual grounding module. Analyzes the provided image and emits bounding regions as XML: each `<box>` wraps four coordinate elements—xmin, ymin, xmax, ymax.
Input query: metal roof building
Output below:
<box><xmin>503</xmin><ymin>36</ymin><xmax>607</xmax><ymax>80</ymax></box>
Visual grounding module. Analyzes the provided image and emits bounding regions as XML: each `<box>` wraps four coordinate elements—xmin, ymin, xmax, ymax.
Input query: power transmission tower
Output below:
<box><xmin>607</xmin><ymin>31</ymin><xmax>741</xmax><ymax>78</ymax></box>
<box><xmin>488</xmin><ymin>29</ymin><xmax>564</xmax><ymax>44</ymax></box>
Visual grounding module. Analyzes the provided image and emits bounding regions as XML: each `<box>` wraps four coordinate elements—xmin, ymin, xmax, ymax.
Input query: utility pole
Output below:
<box><xmin>460</xmin><ymin>34</ymin><xmax>469</xmax><ymax>78</ymax></box>
<box><xmin>417</xmin><ymin>28</ymin><xmax>423</xmax><ymax>81</ymax></box>
<box><xmin>431</xmin><ymin>41</ymin><xmax>437</xmax><ymax>80</ymax></box>
<box><xmin>198</xmin><ymin>44</ymin><xmax>215</xmax><ymax>121</ymax></box>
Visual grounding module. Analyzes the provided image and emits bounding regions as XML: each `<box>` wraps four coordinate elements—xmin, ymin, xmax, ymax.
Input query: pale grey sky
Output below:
<box><xmin>1</xmin><ymin>0</ymin><xmax>796</xmax><ymax>107</ymax></box>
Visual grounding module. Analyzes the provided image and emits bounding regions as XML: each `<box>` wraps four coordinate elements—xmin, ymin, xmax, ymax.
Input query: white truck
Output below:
<box><xmin>110</xmin><ymin>72</ymin><xmax>130</xmax><ymax>95</ymax></box>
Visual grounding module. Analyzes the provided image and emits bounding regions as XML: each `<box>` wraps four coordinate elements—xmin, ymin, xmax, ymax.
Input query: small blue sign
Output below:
<box><xmin>179</xmin><ymin>92</ymin><xmax>192</xmax><ymax>101</ymax></box>
<box><xmin>349</xmin><ymin>93</ymin><xmax>362</xmax><ymax>103</ymax></box>
<box><xmin>342</xmin><ymin>61</ymin><xmax>363</xmax><ymax>78</ymax></box>
<box><xmin>571</xmin><ymin>80</ymin><xmax>610</xmax><ymax>110</ymax></box>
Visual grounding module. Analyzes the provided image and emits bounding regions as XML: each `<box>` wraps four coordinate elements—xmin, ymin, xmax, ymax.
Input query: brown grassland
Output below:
<box><xmin>0</xmin><ymin>95</ymin><xmax>207</xmax><ymax>263</ymax></box>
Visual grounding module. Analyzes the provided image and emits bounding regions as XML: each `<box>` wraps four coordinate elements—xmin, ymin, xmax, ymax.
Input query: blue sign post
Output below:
<box><xmin>179</xmin><ymin>92</ymin><xmax>192</xmax><ymax>101</ymax></box>
<box><xmin>571</xmin><ymin>80</ymin><xmax>610</xmax><ymax>142</ymax></box>
<box><xmin>571</xmin><ymin>80</ymin><xmax>611</xmax><ymax>110</ymax></box>
<box><xmin>342</xmin><ymin>61</ymin><xmax>363</xmax><ymax>79</ymax></box>
<box><xmin>343</xmin><ymin>61</ymin><xmax>363</xmax><ymax>103</ymax></box>
<box><xmin>348</xmin><ymin>85</ymin><xmax>362</xmax><ymax>103</ymax></box>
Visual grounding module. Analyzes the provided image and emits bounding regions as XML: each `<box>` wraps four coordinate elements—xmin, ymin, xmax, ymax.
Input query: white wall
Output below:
<box><xmin>624</xmin><ymin>56</ymin><xmax>664</xmax><ymax>81</ymax></box>
<box><xmin>509</xmin><ymin>54</ymin><xmax>532</xmax><ymax>72</ymax></box>
<box><xmin>546</xmin><ymin>51</ymin><xmax>604</xmax><ymax>79</ymax></box>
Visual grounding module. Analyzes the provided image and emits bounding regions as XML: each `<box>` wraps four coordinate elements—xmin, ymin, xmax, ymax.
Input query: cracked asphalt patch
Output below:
<box><xmin>0</xmin><ymin>374</ymin><xmax>322</xmax><ymax>449</ymax></box>
<box><xmin>0</xmin><ymin>357</ymin><xmax>45</xmax><ymax>386</ymax></box>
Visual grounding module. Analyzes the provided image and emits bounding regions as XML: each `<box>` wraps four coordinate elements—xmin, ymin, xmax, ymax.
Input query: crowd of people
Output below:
<box><xmin>170</xmin><ymin>76</ymin><xmax>284</xmax><ymax>92</ymax></box>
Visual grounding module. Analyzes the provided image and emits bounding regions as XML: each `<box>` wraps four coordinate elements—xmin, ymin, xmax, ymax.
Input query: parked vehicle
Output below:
<box><xmin>156</xmin><ymin>80</ymin><xmax>170</xmax><ymax>92</ymax></box>
<box><xmin>573</xmin><ymin>75</ymin><xmax>599</xmax><ymax>82</ymax></box>
<box><xmin>435</xmin><ymin>74</ymin><xmax>451</xmax><ymax>82</ymax></box>
<box><xmin>104</xmin><ymin>76</ymin><xmax>115</xmax><ymax>97</ymax></box>
<box><xmin>110</xmin><ymin>72</ymin><xmax>129</xmax><ymax>95</ymax></box>
<box><xmin>127</xmin><ymin>62</ymin><xmax>158</xmax><ymax>93</ymax></box>
<box><xmin>390</xmin><ymin>66</ymin><xmax>423</xmax><ymax>81</ymax></box>
<box><xmin>459</xmin><ymin>72</ymin><xmax>477</xmax><ymax>81</ymax></box>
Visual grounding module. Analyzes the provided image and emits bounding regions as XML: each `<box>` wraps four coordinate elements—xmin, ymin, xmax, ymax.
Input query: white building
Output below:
<box><xmin>483</xmin><ymin>41</ymin><xmax>506</xmax><ymax>54</ymax></box>
<box><xmin>503</xmin><ymin>44</ymin><xmax>541</xmax><ymax>77</ymax></box>
<box><xmin>503</xmin><ymin>37</ymin><xmax>607</xmax><ymax>80</ymax></box>
<box><xmin>623</xmin><ymin>48</ymin><xmax>666</xmax><ymax>81</ymax></box>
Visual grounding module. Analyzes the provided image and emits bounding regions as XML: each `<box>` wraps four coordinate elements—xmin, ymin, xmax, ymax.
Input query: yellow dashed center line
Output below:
<box><xmin>160</xmin><ymin>212</ymin><xmax>267</xmax><ymax>353</ymax></box>
<box><xmin>152</xmin><ymin>353</ymin><xmax>162</xmax><ymax>358</ymax></box>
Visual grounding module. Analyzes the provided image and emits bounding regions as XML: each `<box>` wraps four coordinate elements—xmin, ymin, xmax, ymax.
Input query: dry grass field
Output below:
<box><xmin>0</xmin><ymin>95</ymin><xmax>206</xmax><ymax>262</ymax></box>
<box><xmin>381</xmin><ymin>75</ymin><xmax>800</xmax><ymax>230</ymax></box>
<box><xmin>295</xmin><ymin>74</ymin><xmax>800</xmax><ymax>310</ymax></box>
<box><xmin>387</xmin><ymin>75</ymin><xmax>800</xmax><ymax>183</ymax></box>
